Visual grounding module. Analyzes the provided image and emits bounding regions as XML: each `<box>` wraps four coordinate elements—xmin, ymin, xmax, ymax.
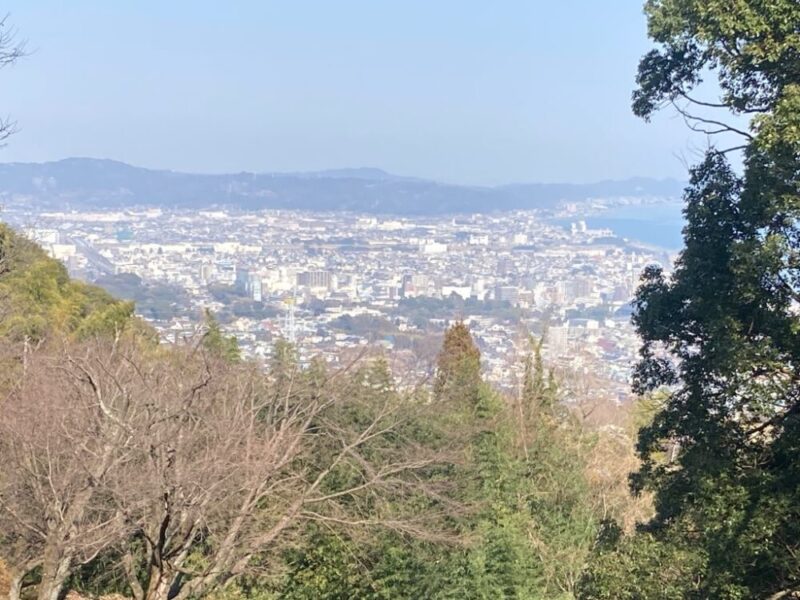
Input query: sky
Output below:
<box><xmin>0</xmin><ymin>1</ymin><xmax>726</xmax><ymax>185</ymax></box>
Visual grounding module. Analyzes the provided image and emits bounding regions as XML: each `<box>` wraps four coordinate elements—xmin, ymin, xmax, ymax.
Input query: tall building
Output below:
<box><xmin>216</xmin><ymin>260</ymin><xmax>236</xmax><ymax>284</ymax></box>
<box><xmin>495</xmin><ymin>285</ymin><xmax>519</xmax><ymax>305</ymax></box>
<box><xmin>199</xmin><ymin>263</ymin><xmax>214</xmax><ymax>285</ymax></box>
<box><xmin>497</xmin><ymin>257</ymin><xmax>514</xmax><ymax>276</ymax></box>
<box><xmin>235</xmin><ymin>267</ymin><xmax>251</xmax><ymax>293</ymax></box>
<box><xmin>402</xmin><ymin>274</ymin><xmax>429</xmax><ymax>297</ymax></box>
<box><xmin>251</xmin><ymin>277</ymin><xmax>263</xmax><ymax>302</ymax></box>
<box><xmin>548</xmin><ymin>325</ymin><xmax>569</xmax><ymax>355</ymax></box>
<box><xmin>297</xmin><ymin>270</ymin><xmax>332</xmax><ymax>290</ymax></box>
<box><xmin>566</xmin><ymin>276</ymin><xmax>594</xmax><ymax>301</ymax></box>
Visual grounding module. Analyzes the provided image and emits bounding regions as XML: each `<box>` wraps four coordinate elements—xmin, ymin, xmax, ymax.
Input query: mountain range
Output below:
<box><xmin>0</xmin><ymin>158</ymin><xmax>685</xmax><ymax>215</ymax></box>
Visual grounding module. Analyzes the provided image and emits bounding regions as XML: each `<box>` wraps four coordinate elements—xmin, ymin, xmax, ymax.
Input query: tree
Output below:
<box><xmin>632</xmin><ymin>0</ymin><xmax>800</xmax><ymax>142</ymax></box>
<box><xmin>515</xmin><ymin>348</ymin><xmax>601</xmax><ymax>598</ymax></box>
<box><xmin>0</xmin><ymin>340</ymin><xmax>141</xmax><ymax>600</ymax></box>
<box><xmin>0</xmin><ymin>224</ymin><xmax>134</xmax><ymax>345</ymax></box>
<box><xmin>0</xmin><ymin>14</ymin><xmax>25</xmax><ymax>144</ymax></box>
<box><xmin>433</xmin><ymin>321</ymin><xmax>481</xmax><ymax>407</ymax></box>
<box><xmin>0</xmin><ymin>336</ymin><xmax>458</xmax><ymax>600</ymax></box>
<box><xmin>201</xmin><ymin>309</ymin><xmax>240</xmax><ymax>362</ymax></box>
<box><xmin>582</xmin><ymin>1</ymin><xmax>800</xmax><ymax>597</ymax></box>
<box><xmin>426</xmin><ymin>328</ymin><xmax>603</xmax><ymax>598</ymax></box>
<box><xmin>577</xmin><ymin>526</ymin><xmax>706</xmax><ymax>600</ymax></box>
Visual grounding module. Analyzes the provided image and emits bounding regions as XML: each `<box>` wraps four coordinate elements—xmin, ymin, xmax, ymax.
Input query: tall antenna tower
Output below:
<box><xmin>283</xmin><ymin>295</ymin><xmax>297</xmax><ymax>343</ymax></box>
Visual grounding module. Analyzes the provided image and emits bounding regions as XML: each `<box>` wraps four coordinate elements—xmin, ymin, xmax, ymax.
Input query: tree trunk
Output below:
<box><xmin>123</xmin><ymin>551</ymin><xmax>145</xmax><ymax>600</ymax></box>
<box><xmin>7</xmin><ymin>573</ymin><xmax>23</xmax><ymax>600</ymax></box>
<box><xmin>144</xmin><ymin>565</ymin><xmax>177</xmax><ymax>600</ymax></box>
<box><xmin>36</xmin><ymin>551</ymin><xmax>70</xmax><ymax>600</ymax></box>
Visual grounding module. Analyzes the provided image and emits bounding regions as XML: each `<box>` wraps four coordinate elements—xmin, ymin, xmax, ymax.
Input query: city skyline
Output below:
<box><xmin>8</xmin><ymin>192</ymin><xmax>677</xmax><ymax>405</ymax></box>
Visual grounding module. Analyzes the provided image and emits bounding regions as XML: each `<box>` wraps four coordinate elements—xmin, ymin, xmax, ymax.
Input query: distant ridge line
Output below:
<box><xmin>0</xmin><ymin>157</ymin><xmax>685</xmax><ymax>215</ymax></box>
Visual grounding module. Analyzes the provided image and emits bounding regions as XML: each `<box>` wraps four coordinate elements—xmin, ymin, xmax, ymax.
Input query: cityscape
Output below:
<box><xmin>7</xmin><ymin>196</ymin><xmax>677</xmax><ymax>406</ymax></box>
<box><xmin>1</xmin><ymin>1</ymin><xmax>793</xmax><ymax>596</ymax></box>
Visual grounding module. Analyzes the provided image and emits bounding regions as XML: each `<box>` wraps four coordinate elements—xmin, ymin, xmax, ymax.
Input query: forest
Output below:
<box><xmin>0</xmin><ymin>221</ymin><xmax>647</xmax><ymax>599</ymax></box>
<box><xmin>2</xmin><ymin>0</ymin><xmax>800</xmax><ymax>598</ymax></box>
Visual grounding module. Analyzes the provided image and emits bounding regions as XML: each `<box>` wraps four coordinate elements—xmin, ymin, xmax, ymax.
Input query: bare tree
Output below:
<box><xmin>118</xmin><ymin>346</ymin><xmax>456</xmax><ymax>600</ymax></box>
<box><xmin>0</xmin><ymin>337</ymin><xmax>138</xmax><ymax>600</ymax></box>
<box><xmin>0</xmin><ymin>14</ymin><xmax>25</xmax><ymax>144</ymax></box>
<box><xmin>0</xmin><ymin>336</ymin><xmax>459</xmax><ymax>600</ymax></box>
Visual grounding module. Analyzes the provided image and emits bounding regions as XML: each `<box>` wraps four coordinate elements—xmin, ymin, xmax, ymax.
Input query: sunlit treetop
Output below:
<box><xmin>634</xmin><ymin>0</ymin><xmax>800</xmax><ymax>120</ymax></box>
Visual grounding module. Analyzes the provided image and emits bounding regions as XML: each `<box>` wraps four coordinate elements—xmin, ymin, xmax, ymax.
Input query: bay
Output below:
<box><xmin>552</xmin><ymin>202</ymin><xmax>686</xmax><ymax>251</ymax></box>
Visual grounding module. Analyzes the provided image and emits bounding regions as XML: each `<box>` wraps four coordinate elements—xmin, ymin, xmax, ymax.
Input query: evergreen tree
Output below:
<box><xmin>202</xmin><ymin>309</ymin><xmax>241</xmax><ymax>362</ymax></box>
<box><xmin>521</xmin><ymin>335</ymin><xmax>550</xmax><ymax>415</ymax></box>
<box><xmin>430</xmin><ymin>327</ymin><xmax>596</xmax><ymax>599</ymax></box>
<box><xmin>433</xmin><ymin>321</ymin><xmax>482</xmax><ymax>407</ymax></box>
<box><xmin>582</xmin><ymin>1</ymin><xmax>800</xmax><ymax>597</ymax></box>
<box><xmin>0</xmin><ymin>224</ymin><xmax>135</xmax><ymax>344</ymax></box>
<box><xmin>269</xmin><ymin>337</ymin><xmax>299</xmax><ymax>400</ymax></box>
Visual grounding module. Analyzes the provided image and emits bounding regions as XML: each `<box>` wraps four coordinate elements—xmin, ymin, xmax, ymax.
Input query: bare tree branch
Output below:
<box><xmin>0</xmin><ymin>14</ymin><xmax>26</xmax><ymax>144</ymax></box>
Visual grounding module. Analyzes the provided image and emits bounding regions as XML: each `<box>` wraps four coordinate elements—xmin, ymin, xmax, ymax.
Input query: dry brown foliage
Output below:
<box><xmin>0</xmin><ymin>336</ymin><xmax>460</xmax><ymax>600</ymax></box>
<box><xmin>0</xmin><ymin>559</ymin><xmax>11</xmax><ymax>598</ymax></box>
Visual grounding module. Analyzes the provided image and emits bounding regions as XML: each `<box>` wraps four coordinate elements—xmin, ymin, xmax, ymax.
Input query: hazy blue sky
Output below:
<box><xmin>0</xmin><ymin>1</ymin><xmax>719</xmax><ymax>184</ymax></box>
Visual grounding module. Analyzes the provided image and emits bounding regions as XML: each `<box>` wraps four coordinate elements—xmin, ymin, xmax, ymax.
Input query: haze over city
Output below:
<box><xmin>4</xmin><ymin>0</ymin><xmax>715</xmax><ymax>184</ymax></box>
<box><xmin>2</xmin><ymin>2</ymin><xmax>798</xmax><ymax>599</ymax></box>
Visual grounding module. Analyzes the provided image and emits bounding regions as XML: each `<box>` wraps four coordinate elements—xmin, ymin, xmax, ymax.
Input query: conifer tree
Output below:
<box><xmin>433</xmin><ymin>321</ymin><xmax>481</xmax><ymax>407</ymax></box>
<box><xmin>202</xmin><ymin>309</ymin><xmax>240</xmax><ymax>362</ymax></box>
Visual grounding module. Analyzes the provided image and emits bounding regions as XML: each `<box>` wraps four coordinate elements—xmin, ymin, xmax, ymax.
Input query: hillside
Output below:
<box><xmin>0</xmin><ymin>223</ymin><xmax>135</xmax><ymax>343</ymax></box>
<box><xmin>0</xmin><ymin>158</ymin><xmax>684</xmax><ymax>214</ymax></box>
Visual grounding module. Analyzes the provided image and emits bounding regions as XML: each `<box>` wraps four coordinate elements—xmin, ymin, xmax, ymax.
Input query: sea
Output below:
<box><xmin>551</xmin><ymin>201</ymin><xmax>686</xmax><ymax>251</ymax></box>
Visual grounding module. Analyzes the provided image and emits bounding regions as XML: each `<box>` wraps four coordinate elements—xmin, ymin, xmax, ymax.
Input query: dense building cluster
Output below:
<box><xmin>13</xmin><ymin>205</ymin><xmax>673</xmax><ymax>403</ymax></box>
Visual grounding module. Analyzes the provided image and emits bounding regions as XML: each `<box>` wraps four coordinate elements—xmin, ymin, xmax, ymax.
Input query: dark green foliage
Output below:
<box><xmin>279</xmin><ymin>531</ymin><xmax>374</xmax><ymax>599</ymax></box>
<box><xmin>581</xmin><ymin>2</ymin><xmax>800</xmax><ymax>598</ymax></box>
<box><xmin>397</xmin><ymin>331</ymin><xmax>595</xmax><ymax>598</ymax></box>
<box><xmin>202</xmin><ymin>309</ymin><xmax>241</xmax><ymax>362</ymax></box>
<box><xmin>578</xmin><ymin>526</ymin><xmax>706</xmax><ymax>600</ymax></box>
<box><xmin>94</xmin><ymin>272</ymin><xmax>191</xmax><ymax>321</ymax></box>
<box><xmin>208</xmin><ymin>282</ymin><xmax>249</xmax><ymax>304</ymax></box>
<box><xmin>330</xmin><ymin>314</ymin><xmax>396</xmax><ymax>338</ymax></box>
<box><xmin>273</xmin><ymin>328</ymin><xmax>601</xmax><ymax>600</ymax></box>
<box><xmin>433</xmin><ymin>321</ymin><xmax>482</xmax><ymax>405</ymax></box>
<box><xmin>633</xmin><ymin>0</ymin><xmax>800</xmax><ymax>120</ymax></box>
<box><xmin>275</xmin><ymin>530</ymin><xmax>455</xmax><ymax>600</ymax></box>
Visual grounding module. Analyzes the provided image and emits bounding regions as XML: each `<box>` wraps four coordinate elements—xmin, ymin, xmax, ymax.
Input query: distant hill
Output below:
<box><xmin>0</xmin><ymin>158</ymin><xmax>684</xmax><ymax>214</ymax></box>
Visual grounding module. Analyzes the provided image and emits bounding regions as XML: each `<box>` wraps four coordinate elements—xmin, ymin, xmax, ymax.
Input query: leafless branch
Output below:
<box><xmin>0</xmin><ymin>14</ymin><xmax>26</xmax><ymax>144</ymax></box>
<box><xmin>672</xmin><ymin>100</ymin><xmax>754</xmax><ymax>141</ymax></box>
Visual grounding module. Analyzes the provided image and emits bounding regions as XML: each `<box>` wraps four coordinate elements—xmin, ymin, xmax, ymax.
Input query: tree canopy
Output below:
<box><xmin>580</xmin><ymin>1</ymin><xmax>800</xmax><ymax>598</ymax></box>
